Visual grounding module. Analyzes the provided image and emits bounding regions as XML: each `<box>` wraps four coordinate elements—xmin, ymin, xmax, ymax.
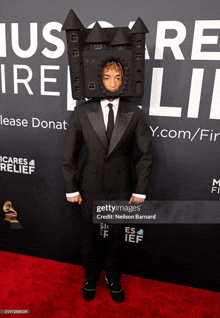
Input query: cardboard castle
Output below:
<box><xmin>62</xmin><ymin>10</ymin><xmax>149</xmax><ymax>99</ymax></box>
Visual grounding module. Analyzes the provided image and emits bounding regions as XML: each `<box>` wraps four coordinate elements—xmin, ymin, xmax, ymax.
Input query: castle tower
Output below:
<box><xmin>85</xmin><ymin>22</ymin><xmax>109</xmax><ymax>50</ymax></box>
<box><xmin>130</xmin><ymin>17</ymin><xmax>149</xmax><ymax>97</ymax></box>
<box><xmin>110</xmin><ymin>28</ymin><xmax>130</xmax><ymax>50</ymax></box>
<box><xmin>62</xmin><ymin>9</ymin><xmax>86</xmax><ymax>99</ymax></box>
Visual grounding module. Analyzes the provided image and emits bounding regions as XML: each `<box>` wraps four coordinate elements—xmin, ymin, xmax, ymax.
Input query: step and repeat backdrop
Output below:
<box><xmin>0</xmin><ymin>0</ymin><xmax>220</xmax><ymax>291</ymax></box>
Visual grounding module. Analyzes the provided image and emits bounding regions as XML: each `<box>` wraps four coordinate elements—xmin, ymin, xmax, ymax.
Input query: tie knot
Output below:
<box><xmin>108</xmin><ymin>103</ymin><xmax>113</xmax><ymax>110</ymax></box>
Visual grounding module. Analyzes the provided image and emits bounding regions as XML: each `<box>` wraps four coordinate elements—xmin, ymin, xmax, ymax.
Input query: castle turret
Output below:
<box><xmin>62</xmin><ymin>9</ymin><xmax>86</xmax><ymax>99</ymax></box>
<box><xmin>85</xmin><ymin>22</ymin><xmax>110</xmax><ymax>51</ymax></box>
<box><xmin>130</xmin><ymin>17</ymin><xmax>149</xmax><ymax>97</ymax></box>
<box><xmin>110</xmin><ymin>28</ymin><xmax>130</xmax><ymax>50</ymax></box>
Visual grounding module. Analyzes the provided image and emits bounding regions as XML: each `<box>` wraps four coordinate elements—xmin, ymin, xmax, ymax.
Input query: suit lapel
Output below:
<box><xmin>86</xmin><ymin>102</ymin><xmax>108</xmax><ymax>150</ymax></box>
<box><xmin>86</xmin><ymin>100</ymin><xmax>134</xmax><ymax>156</ymax></box>
<box><xmin>107</xmin><ymin>100</ymin><xmax>134</xmax><ymax>157</ymax></box>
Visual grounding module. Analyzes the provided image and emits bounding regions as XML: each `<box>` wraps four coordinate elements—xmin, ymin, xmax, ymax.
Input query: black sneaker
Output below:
<box><xmin>105</xmin><ymin>276</ymin><xmax>125</xmax><ymax>303</ymax></box>
<box><xmin>82</xmin><ymin>280</ymin><xmax>97</xmax><ymax>301</ymax></box>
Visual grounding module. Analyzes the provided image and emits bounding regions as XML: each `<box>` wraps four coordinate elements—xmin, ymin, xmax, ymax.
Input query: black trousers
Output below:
<box><xmin>80</xmin><ymin>191</ymin><xmax>131</xmax><ymax>283</ymax></box>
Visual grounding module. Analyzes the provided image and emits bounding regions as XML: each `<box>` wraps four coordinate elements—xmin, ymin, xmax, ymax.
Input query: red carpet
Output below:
<box><xmin>0</xmin><ymin>251</ymin><xmax>219</xmax><ymax>317</ymax></box>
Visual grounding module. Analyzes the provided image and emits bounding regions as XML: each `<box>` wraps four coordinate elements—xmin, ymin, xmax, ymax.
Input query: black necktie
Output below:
<box><xmin>106</xmin><ymin>103</ymin><xmax>114</xmax><ymax>144</ymax></box>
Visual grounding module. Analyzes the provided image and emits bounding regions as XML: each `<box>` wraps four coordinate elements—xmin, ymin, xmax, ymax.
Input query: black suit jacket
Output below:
<box><xmin>62</xmin><ymin>98</ymin><xmax>153</xmax><ymax>195</ymax></box>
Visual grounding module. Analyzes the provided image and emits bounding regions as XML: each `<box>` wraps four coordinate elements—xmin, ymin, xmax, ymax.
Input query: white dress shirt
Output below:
<box><xmin>66</xmin><ymin>98</ymin><xmax>146</xmax><ymax>199</ymax></box>
<box><xmin>100</xmin><ymin>98</ymin><xmax>119</xmax><ymax>128</ymax></box>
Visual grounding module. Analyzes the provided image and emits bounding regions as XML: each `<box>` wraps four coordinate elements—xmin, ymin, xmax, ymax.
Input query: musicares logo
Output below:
<box><xmin>100</xmin><ymin>224</ymin><xmax>144</xmax><ymax>243</ymax></box>
<box><xmin>0</xmin><ymin>156</ymin><xmax>35</xmax><ymax>175</ymax></box>
<box><xmin>211</xmin><ymin>179</ymin><xmax>220</xmax><ymax>194</ymax></box>
<box><xmin>125</xmin><ymin>227</ymin><xmax>144</xmax><ymax>244</ymax></box>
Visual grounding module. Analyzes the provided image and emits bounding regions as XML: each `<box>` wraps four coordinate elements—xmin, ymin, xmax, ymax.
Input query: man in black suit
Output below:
<box><xmin>62</xmin><ymin>61</ymin><xmax>153</xmax><ymax>302</ymax></box>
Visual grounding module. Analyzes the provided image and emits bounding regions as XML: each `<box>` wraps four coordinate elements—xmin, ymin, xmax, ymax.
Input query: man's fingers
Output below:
<box><xmin>128</xmin><ymin>196</ymin><xmax>134</xmax><ymax>204</ymax></box>
<box><xmin>67</xmin><ymin>195</ymin><xmax>82</xmax><ymax>204</ymax></box>
<box><xmin>129</xmin><ymin>195</ymin><xmax>145</xmax><ymax>204</ymax></box>
<box><xmin>79</xmin><ymin>195</ymin><xmax>82</xmax><ymax>204</ymax></box>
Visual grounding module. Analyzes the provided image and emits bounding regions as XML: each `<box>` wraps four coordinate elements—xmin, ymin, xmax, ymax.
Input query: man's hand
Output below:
<box><xmin>67</xmin><ymin>194</ymin><xmax>82</xmax><ymax>204</ymax></box>
<box><xmin>129</xmin><ymin>195</ymin><xmax>145</xmax><ymax>204</ymax></box>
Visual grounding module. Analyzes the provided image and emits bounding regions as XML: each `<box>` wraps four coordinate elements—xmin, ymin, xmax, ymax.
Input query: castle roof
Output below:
<box><xmin>85</xmin><ymin>22</ymin><xmax>110</xmax><ymax>43</ymax></box>
<box><xmin>130</xmin><ymin>17</ymin><xmax>149</xmax><ymax>34</ymax></box>
<box><xmin>110</xmin><ymin>28</ymin><xmax>130</xmax><ymax>46</ymax></box>
<box><xmin>62</xmin><ymin>9</ymin><xmax>85</xmax><ymax>31</ymax></box>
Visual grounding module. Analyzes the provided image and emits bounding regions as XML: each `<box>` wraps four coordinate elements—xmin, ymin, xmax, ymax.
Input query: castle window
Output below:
<box><xmin>88</xmin><ymin>82</ymin><xmax>95</xmax><ymax>90</ymax></box>
<box><xmin>75</xmin><ymin>77</ymin><xmax>80</xmax><ymax>84</ymax></box>
<box><xmin>72</xmin><ymin>49</ymin><xmax>79</xmax><ymax>57</ymax></box>
<box><xmin>136</xmin><ymin>40</ymin><xmax>142</xmax><ymax>47</ymax></box>
<box><xmin>136</xmin><ymin>53</ymin><xmax>142</xmax><ymax>60</ymax></box>
<box><xmin>135</xmin><ymin>81</ymin><xmax>142</xmax><ymax>95</ymax></box>
<box><xmin>70</xmin><ymin>33</ymin><xmax>78</xmax><ymax>42</ymax></box>
<box><xmin>75</xmin><ymin>86</ymin><xmax>80</xmax><ymax>92</ymax></box>
<box><xmin>94</xmin><ymin>44</ymin><xmax>102</xmax><ymax>50</ymax></box>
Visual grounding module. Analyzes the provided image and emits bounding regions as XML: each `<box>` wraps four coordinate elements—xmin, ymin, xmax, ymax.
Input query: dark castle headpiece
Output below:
<box><xmin>62</xmin><ymin>10</ymin><xmax>149</xmax><ymax>99</ymax></box>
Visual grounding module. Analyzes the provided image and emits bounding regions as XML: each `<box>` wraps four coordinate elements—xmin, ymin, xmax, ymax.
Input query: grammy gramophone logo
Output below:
<box><xmin>3</xmin><ymin>201</ymin><xmax>23</xmax><ymax>229</ymax></box>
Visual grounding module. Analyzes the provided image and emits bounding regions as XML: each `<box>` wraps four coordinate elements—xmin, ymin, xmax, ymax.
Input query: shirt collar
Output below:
<box><xmin>100</xmin><ymin>98</ymin><xmax>120</xmax><ymax>109</ymax></box>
